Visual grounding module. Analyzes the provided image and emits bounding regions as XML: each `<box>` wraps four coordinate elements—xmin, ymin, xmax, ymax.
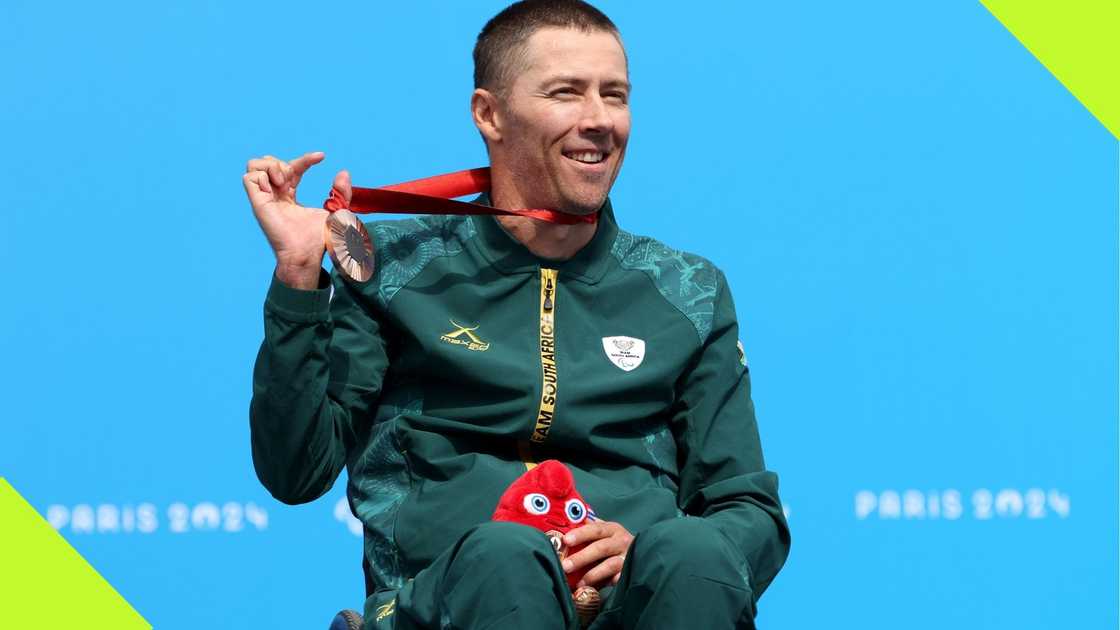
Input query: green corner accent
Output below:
<box><xmin>980</xmin><ymin>0</ymin><xmax>1119</xmax><ymax>140</ymax></box>
<box><xmin>0</xmin><ymin>478</ymin><xmax>150</xmax><ymax>628</ymax></box>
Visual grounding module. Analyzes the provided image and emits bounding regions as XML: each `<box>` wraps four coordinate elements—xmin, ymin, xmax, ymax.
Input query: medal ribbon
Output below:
<box><xmin>323</xmin><ymin>167</ymin><xmax>597</xmax><ymax>225</ymax></box>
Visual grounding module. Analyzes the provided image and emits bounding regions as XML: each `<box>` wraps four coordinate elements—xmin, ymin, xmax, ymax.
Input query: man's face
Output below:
<box><xmin>494</xmin><ymin>27</ymin><xmax>631</xmax><ymax>215</ymax></box>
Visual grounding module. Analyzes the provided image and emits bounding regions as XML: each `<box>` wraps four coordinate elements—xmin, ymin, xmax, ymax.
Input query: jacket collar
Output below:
<box><xmin>469</xmin><ymin>193</ymin><xmax>619</xmax><ymax>285</ymax></box>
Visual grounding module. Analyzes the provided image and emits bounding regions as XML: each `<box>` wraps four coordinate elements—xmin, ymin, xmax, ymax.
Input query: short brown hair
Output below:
<box><xmin>473</xmin><ymin>0</ymin><xmax>623</xmax><ymax>95</ymax></box>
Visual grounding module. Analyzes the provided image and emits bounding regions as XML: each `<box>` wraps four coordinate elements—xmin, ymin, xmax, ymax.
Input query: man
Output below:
<box><xmin>243</xmin><ymin>1</ymin><xmax>790</xmax><ymax>628</ymax></box>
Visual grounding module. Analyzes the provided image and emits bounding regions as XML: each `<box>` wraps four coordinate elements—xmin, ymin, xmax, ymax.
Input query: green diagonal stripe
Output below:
<box><xmin>0</xmin><ymin>478</ymin><xmax>150</xmax><ymax>628</ymax></box>
<box><xmin>981</xmin><ymin>0</ymin><xmax>1119</xmax><ymax>139</ymax></box>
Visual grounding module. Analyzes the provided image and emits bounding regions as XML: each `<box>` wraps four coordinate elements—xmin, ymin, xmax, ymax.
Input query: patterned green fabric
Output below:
<box><xmin>610</xmin><ymin>229</ymin><xmax>721</xmax><ymax>342</ymax></box>
<box><xmin>350</xmin><ymin>420</ymin><xmax>410</xmax><ymax>590</ymax></box>
<box><xmin>641</xmin><ymin>425</ymin><xmax>680</xmax><ymax>497</ymax></box>
<box><xmin>369</xmin><ymin>215</ymin><xmax>477</xmax><ymax>309</ymax></box>
<box><xmin>349</xmin><ymin>386</ymin><xmax>423</xmax><ymax>590</ymax></box>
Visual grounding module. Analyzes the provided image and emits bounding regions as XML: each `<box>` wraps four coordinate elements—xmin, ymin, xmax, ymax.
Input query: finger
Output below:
<box><xmin>242</xmin><ymin>170</ymin><xmax>272</xmax><ymax>196</ymax></box>
<box><xmin>288</xmin><ymin>152</ymin><xmax>324</xmax><ymax>192</ymax></box>
<box><xmin>564</xmin><ymin>522</ymin><xmax>611</xmax><ymax>548</ymax></box>
<box><xmin>242</xmin><ymin>171</ymin><xmax>274</xmax><ymax>213</ymax></box>
<box><xmin>246</xmin><ymin>157</ymin><xmax>277</xmax><ymax>173</ymax></box>
<box><xmin>266</xmin><ymin>162</ymin><xmax>287</xmax><ymax>190</ymax></box>
<box><xmin>281</xmin><ymin>162</ymin><xmax>295</xmax><ymax>193</ymax></box>
<box><xmin>245</xmin><ymin>156</ymin><xmax>291</xmax><ymax>191</ymax></box>
<box><xmin>332</xmin><ymin>169</ymin><xmax>353</xmax><ymax>205</ymax></box>
<box><xmin>290</xmin><ymin>151</ymin><xmax>325</xmax><ymax>177</ymax></box>
<box><xmin>578</xmin><ymin>555</ymin><xmax>625</xmax><ymax>588</ymax></box>
<box><xmin>562</xmin><ymin>536</ymin><xmax>624</xmax><ymax>574</ymax></box>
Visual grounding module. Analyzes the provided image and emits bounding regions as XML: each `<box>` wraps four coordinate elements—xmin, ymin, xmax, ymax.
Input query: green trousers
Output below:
<box><xmin>365</xmin><ymin>519</ymin><xmax>756</xmax><ymax>630</ymax></box>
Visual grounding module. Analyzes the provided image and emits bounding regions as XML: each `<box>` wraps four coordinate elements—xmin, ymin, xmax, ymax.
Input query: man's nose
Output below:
<box><xmin>578</xmin><ymin>94</ymin><xmax>614</xmax><ymax>135</ymax></box>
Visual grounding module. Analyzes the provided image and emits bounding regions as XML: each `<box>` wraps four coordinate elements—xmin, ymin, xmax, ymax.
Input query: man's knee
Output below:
<box><xmin>450</xmin><ymin>521</ymin><xmax>563</xmax><ymax>580</ymax></box>
<box><xmin>395</xmin><ymin>522</ymin><xmax>573</xmax><ymax>630</ymax></box>
<box><xmin>629</xmin><ymin>517</ymin><xmax>747</xmax><ymax>585</ymax></box>
<box><xmin>613</xmin><ymin>518</ymin><xmax>755</xmax><ymax>628</ymax></box>
<box><xmin>458</xmin><ymin>521</ymin><xmax>557</xmax><ymax>559</ymax></box>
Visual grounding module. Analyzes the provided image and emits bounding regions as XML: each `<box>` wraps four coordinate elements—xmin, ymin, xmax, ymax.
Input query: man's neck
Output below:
<box><xmin>490</xmin><ymin>186</ymin><xmax>598</xmax><ymax>261</ymax></box>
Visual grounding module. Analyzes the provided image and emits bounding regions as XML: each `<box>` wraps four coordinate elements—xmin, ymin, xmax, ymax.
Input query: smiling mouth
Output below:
<box><xmin>563</xmin><ymin>150</ymin><xmax>608</xmax><ymax>165</ymax></box>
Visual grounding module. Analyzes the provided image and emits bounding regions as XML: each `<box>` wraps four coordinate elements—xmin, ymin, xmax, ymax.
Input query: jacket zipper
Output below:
<box><xmin>531</xmin><ymin>268</ymin><xmax>559</xmax><ymax>444</ymax></box>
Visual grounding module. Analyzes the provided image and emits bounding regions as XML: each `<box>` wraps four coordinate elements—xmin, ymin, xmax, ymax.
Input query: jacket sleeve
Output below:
<box><xmin>672</xmin><ymin>271</ymin><xmax>791</xmax><ymax>605</ymax></box>
<box><xmin>249</xmin><ymin>269</ymin><xmax>389</xmax><ymax>505</ymax></box>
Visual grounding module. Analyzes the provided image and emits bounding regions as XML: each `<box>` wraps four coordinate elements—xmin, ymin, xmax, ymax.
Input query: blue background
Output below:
<box><xmin>1</xmin><ymin>1</ymin><xmax>1116</xmax><ymax>628</ymax></box>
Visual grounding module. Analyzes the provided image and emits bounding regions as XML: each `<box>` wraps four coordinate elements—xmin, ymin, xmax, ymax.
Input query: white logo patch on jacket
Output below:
<box><xmin>602</xmin><ymin>336</ymin><xmax>646</xmax><ymax>372</ymax></box>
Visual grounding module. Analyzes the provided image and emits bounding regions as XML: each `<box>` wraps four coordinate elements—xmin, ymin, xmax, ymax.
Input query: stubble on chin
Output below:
<box><xmin>560</xmin><ymin>190</ymin><xmax>607</xmax><ymax>216</ymax></box>
<box><xmin>556</xmin><ymin>167</ymin><xmax>617</xmax><ymax>216</ymax></box>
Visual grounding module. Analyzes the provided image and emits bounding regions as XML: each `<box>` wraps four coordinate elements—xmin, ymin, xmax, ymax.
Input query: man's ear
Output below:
<box><xmin>471</xmin><ymin>88</ymin><xmax>503</xmax><ymax>145</ymax></box>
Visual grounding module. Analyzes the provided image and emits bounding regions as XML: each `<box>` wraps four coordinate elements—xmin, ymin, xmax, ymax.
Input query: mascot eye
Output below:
<box><xmin>565</xmin><ymin>499</ymin><xmax>587</xmax><ymax>523</ymax></box>
<box><xmin>523</xmin><ymin>493</ymin><xmax>551</xmax><ymax>515</ymax></box>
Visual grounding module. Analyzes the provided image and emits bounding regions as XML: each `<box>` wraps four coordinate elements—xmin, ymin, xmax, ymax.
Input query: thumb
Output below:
<box><xmin>332</xmin><ymin>170</ymin><xmax>353</xmax><ymax>206</ymax></box>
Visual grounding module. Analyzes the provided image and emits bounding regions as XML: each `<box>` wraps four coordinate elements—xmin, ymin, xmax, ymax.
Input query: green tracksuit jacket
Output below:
<box><xmin>250</xmin><ymin>195</ymin><xmax>790</xmax><ymax>608</ymax></box>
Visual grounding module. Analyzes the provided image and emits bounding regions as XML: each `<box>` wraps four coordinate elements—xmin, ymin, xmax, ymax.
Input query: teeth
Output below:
<box><xmin>567</xmin><ymin>151</ymin><xmax>604</xmax><ymax>164</ymax></box>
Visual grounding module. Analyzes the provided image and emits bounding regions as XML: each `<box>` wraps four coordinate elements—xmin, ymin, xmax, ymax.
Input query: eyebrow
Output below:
<box><xmin>540</xmin><ymin>75</ymin><xmax>632</xmax><ymax>92</ymax></box>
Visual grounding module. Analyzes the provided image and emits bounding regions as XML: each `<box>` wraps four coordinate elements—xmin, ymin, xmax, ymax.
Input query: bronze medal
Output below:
<box><xmin>324</xmin><ymin>209</ymin><xmax>375</xmax><ymax>283</ymax></box>
<box><xmin>573</xmin><ymin>586</ymin><xmax>602</xmax><ymax>628</ymax></box>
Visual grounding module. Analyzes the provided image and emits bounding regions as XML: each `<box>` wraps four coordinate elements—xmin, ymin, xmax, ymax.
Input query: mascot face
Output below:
<box><xmin>492</xmin><ymin>459</ymin><xmax>598</xmax><ymax>591</ymax></box>
<box><xmin>492</xmin><ymin>459</ymin><xmax>592</xmax><ymax>534</ymax></box>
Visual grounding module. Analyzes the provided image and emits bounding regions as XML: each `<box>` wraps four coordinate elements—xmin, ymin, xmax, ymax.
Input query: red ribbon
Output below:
<box><xmin>323</xmin><ymin>167</ymin><xmax>598</xmax><ymax>225</ymax></box>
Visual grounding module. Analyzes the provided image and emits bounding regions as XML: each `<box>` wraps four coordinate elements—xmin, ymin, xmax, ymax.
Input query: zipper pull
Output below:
<box><xmin>543</xmin><ymin>277</ymin><xmax>554</xmax><ymax>312</ymax></box>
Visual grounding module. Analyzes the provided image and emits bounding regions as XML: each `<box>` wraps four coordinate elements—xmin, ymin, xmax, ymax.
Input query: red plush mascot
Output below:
<box><xmin>492</xmin><ymin>459</ymin><xmax>602</xmax><ymax>627</ymax></box>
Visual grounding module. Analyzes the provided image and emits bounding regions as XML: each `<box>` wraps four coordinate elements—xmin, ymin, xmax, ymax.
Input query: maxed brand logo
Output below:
<box><xmin>854</xmin><ymin>488</ymin><xmax>1071</xmax><ymax>520</ymax></box>
<box><xmin>440</xmin><ymin>320</ymin><xmax>490</xmax><ymax>352</ymax></box>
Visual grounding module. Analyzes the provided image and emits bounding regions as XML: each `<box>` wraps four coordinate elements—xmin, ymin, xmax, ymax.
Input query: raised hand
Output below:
<box><xmin>242</xmin><ymin>151</ymin><xmax>352</xmax><ymax>289</ymax></box>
